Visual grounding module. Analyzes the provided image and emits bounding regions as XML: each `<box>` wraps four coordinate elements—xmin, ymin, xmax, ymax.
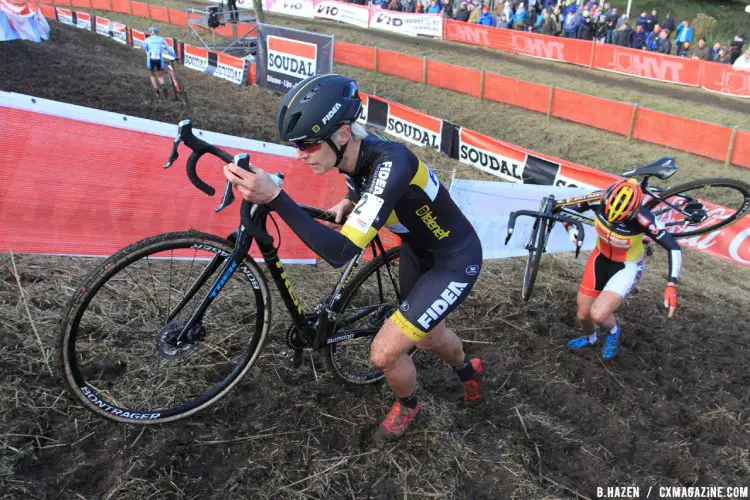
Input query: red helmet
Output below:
<box><xmin>603</xmin><ymin>179</ymin><xmax>643</xmax><ymax>223</ymax></box>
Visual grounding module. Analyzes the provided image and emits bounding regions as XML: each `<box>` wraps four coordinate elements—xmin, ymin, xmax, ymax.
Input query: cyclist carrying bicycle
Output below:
<box><xmin>558</xmin><ymin>178</ymin><xmax>682</xmax><ymax>359</ymax></box>
<box><xmin>223</xmin><ymin>74</ymin><xmax>485</xmax><ymax>441</ymax></box>
<box><xmin>143</xmin><ymin>25</ymin><xmax>176</xmax><ymax>98</ymax></box>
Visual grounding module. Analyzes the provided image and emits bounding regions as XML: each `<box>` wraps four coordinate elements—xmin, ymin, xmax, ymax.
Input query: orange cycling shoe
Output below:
<box><xmin>460</xmin><ymin>358</ymin><xmax>485</xmax><ymax>407</ymax></box>
<box><xmin>373</xmin><ymin>401</ymin><xmax>421</xmax><ymax>442</ymax></box>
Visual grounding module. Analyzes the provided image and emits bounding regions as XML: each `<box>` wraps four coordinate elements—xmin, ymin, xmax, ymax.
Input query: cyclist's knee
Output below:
<box><xmin>590</xmin><ymin>303</ymin><xmax>614</xmax><ymax>325</ymax></box>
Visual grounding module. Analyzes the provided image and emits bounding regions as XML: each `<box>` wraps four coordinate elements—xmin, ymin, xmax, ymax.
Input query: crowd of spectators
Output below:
<box><xmin>363</xmin><ymin>0</ymin><xmax>750</xmax><ymax>68</ymax></box>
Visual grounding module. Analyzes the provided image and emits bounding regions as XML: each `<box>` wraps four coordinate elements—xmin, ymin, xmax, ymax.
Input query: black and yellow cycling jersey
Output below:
<box><xmin>268</xmin><ymin>134</ymin><xmax>482</xmax><ymax>340</ymax></box>
<box><xmin>340</xmin><ymin>136</ymin><xmax>477</xmax><ymax>253</ymax></box>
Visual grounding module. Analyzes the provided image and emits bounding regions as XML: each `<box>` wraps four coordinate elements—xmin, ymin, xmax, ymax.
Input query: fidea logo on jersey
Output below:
<box><xmin>267</xmin><ymin>35</ymin><xmax>317</xmax><ymax>79</ymax></box>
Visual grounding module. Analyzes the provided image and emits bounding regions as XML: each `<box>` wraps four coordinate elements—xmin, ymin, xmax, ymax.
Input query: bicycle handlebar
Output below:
<box><xmin>164</xmin><ymin>119</ymin><xmax>273</xmax><ymax>213</ymax></box>
<box><xmin>504</xmin><ymin>204</ymin><xmax>586</xmax><ymax>259</ymax></box>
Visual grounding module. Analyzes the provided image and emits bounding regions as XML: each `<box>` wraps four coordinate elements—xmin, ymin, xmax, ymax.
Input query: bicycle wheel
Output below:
<box><xmin>522</xmin><ymin>217</ymin><xmax>548</xmax><ymax>301</ymax></box>
<box><xmin>326</xmin><ymin>246</ymin><xmax>409</xmax><ymax>385</ymax></box>
<box><xmin>645</xmin><ymin>178</ymin><xmax>750</xmax><ymax>238</ymax></box>
<box><xmin>58</xmin><ymin>231</ymin><xmax>271</xmax><ymax>424</ymax></box>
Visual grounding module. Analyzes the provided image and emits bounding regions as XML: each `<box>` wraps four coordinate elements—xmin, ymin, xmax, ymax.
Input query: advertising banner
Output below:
<box><xmin>701</xmin><ymin>61</ymin><xmax>750</xmax><ymax>98</ymax></box>
<box><xmin>457</xmin><ymin>129</ymin><xmax>527</xmax><ymax>183</ymax></box>
<box><xmin>255</xmin><ymin>24</ymin><xmax>333</xmax><ymax>93</ymax></box>
<box><xmin>95</xmin><ymin>16</ymin><xmax>127</xmax><ymax>44</ymax></box>
<box><xmin>183</xmin><ymin>43</ymin><xmax>211</xmax><ymax>73</ymax></box>
<box><xmin>592</xmin><ymin>43</ymin><xmax>701</xmax><ymax>86</ymax></box>
<box><xmin>262</xmin><ymin>0</ymin><xmax>314</xmax><ymax>19</ymax></box>
<box><xmin>314</xmin><ymin>0</ymin><xmax>369</xmax><ymax>29</ymax></box>
<box><xmin>368</xmin><ymin>7</ymin><xmax>442</xmax><ymax>38</ymax></box>
<box><xmin>75</xmin><ymin>10</ymin><xmax>91</xmax><ymax>30</ymax></box>
<box><xmin>55</xmin><ymin>7</ymin><xmax>74</xmax><ymax>25</ymax></box>
<box><xmin>131</xmin><ymin>27</ymin><xmax>145</xmax><ymax>49</ymax></box>
<box><xmin>215</xmin><ymin>53</ymin><xmax>249</xmax><ymax>85</ymax></box>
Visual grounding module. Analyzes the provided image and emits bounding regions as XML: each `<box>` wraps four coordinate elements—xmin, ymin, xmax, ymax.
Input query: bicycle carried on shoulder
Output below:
<box><xmin>58</xmin><ymin>120</ymin><xmax>407</xmax><ymax>424</ymax></box>
<box><xmin>505</xmin><ymin>157</ymin><xmax>750</xmax><ymax>301</ymax></box>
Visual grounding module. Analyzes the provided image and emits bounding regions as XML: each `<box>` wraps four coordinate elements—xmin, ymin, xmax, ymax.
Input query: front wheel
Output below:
<box><xmin>325</xmin><ymin>246</ymin><xmax>415</xmax><ymax>385</ymax></box>
<box><xmin>58</xmin><ymin>231</ymin><xmax>271</xmax><ymax>424</ymax></box>
<box><xmin>645</xmin><ymin>178</ymin><xmax>750</xmax><ymax>238</ymax></box>
<box><xmin>522</xmin><ymin>217</ymin><xmax>548</xmax><ymax>301</ymax></box>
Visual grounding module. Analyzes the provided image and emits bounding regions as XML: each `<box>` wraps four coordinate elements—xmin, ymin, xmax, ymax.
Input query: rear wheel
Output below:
<box><xmin>326</xmin><ymin>246</ymin><xmax>415</xmax><ymax>385</ymax></box>
<box><xmin>58</xmin><ymin>231</ymin><xmax>271</xmax><ymax>424</ymax></box>
<box><xmin>645</xmin><ymin>178</ymin><xmax>750</xmax><ymax>238</ymax></box>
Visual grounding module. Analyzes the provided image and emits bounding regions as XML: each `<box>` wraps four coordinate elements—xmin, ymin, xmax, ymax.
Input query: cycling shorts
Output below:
<box><xmin>579</xmin><ymin>249</ymin><xmax>644</xmax><ymax>298</ymax></box>
<box><xmin>388</xmin><ymin>234</ymin><xmax>482</xmax><ymax>343</ymax></box>
<box><xmin>147</xmin><ymin>58</ymin><xmax>164</xmax><ymax>71</ymax></box>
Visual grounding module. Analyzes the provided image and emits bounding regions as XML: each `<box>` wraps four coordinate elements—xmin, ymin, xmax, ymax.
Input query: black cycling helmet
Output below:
<box><xmin>277</xmin><ymin>74</ymin><xmax>362</xmax><ymax>166</ymax></box>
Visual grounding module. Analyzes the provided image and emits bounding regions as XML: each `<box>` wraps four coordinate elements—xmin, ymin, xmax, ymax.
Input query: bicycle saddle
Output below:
<box><xmin>622</xmin><ymin>156</ymin><xmax>677</xmax><ymax>180</ymax></box>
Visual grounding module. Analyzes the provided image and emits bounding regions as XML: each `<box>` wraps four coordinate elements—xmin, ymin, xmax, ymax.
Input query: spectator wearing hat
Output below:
<box><xmin>690</xmin><ymin>38</ymin><xmax>710</xmax><ymax>60</ymax></box>
<box><xmin>729</xmin><ymin>34</ymin><xmax>746</xmax><ymax>64</ymax></box>
<box><xmin>579</xmin><ymin>11</ymin><xmax>595</xmax><ymax>40</ymax></box>
<box><xmin>455</xmin><ymin>2</ymin><xmax>470</xmax><ymax>21</ymax></box>
<box><xmin>468</xmin><ymin>2</ymin><xmax>482</xmax><ymax>23</ymax></box>
<box><xmin>478</xmin><ymin>5</ymin><xmax>495</xmax><ymax>25</ymax></box>
<box><xmin>497</xmin><ymin>13</ymin><xmax>511</xmax><ymax>28</ymax></box>
<box><xmin>630</xmin><ymin>24</ymin><xmax>646</xmax><ymax>50</ymax></box>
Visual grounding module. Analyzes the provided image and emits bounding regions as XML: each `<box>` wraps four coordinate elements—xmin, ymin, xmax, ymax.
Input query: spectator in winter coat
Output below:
<box><xmin>677</xmin><ymin>41</ymin><xmax>691</xmax><ymax>57</ymax></box>
<box><xmin>615</xmin><ymin>12</ymin><xmax>628</xmax><ymax>30</ymax></box>
<box><xmin>455</xmin><ymin>2</ymin><xmax>470</xmax><ymax>21</ymax></box>
<box><xmin>635</xmin><ymin>11</ymin><xmax>648</xmax><ymax>31</ymax></box>
<box><xmin>533</xmin><ymin>8</ymin><xmax>546</xmax><ymax>32</ymax></box>
<box><xmin>690</xmin><ymin>38</ymin><xmax>710</xmax><ymax>60</ymax></box>
<box><xmin>563</xmin><ymin>0</ymin><xmax>576</xmax><ymax>16</ymax></box>
<box><xmin>477</xmin><ymin>6</ymin><xmax>495</xmax><ymax>25</ymax></box>
<box><xmin>675</xmin><ymin>21</ymin><xmax>692</xmax><ymax>46</ymax></box>
<box><xmin>387</xmin><ymin>0</ymin><xmax>402</xmax><ymax>11</ymax></box>
<box><xmin>579</xmin><ymin>11</ymin><xmax>595</xmax><ymax>40</ymax></box>
<box><xmin>657</xmin><ymin>30</ymin><xmax>672</xmax><ymax>54</ymax></box>
<box><xmin>468</xmin><ymin>3</ymin><xmax>481</xmax><ymax>23</ymax></box>
<box><xmin>733</xmin><ymin>48</ymin><xmax>750</xmax><ymax>71</ymax></box>
<box><xmin>563</xmin><ymin>10</ymin><xmax>579</xmax><ymax>38</ymax></box>
<box><xmin>646</xmin><ymin>8</ymin><xmax>657</xmax><ymax>33</ymax></box>
<box><xmin>595</xmin><ymin>14</ymin><xmax>607</xmax><ymax>43</ymax></box>
<box><xmin>715</xmin><ymin>46</ymin><xmax>731</xmax><ymax>64</ymax></box>
<box><xmin>501</xmin><ymin>1</ymin><xmax>513</xmax><ymax>21</ymax></box>
<box><xmin>605</xmin><ymin>8</ymin><xmax>618</xmax><ymax>44</ymax></box>
<box><xmin>427</xmin><ymin>0</ymin><xmax>442</xmax><ymax>14</ymax></box>
<box><xmin>662</xmin><ymin>13</ymin><xmax>676</xmax><ymax>37</ymax></box>
<box><xmin>615</xmin><ymin>22</ymin><xmax>632</xmax><ymax>47</ymax></box>
<box><xmin>513</xmin><ymin>3</ymin><xmax>527</xmax><ymax>30</ymax></box>
<box><xmin>645</xmin><ymin>25</ymin><xmax>661</xmax><ymax>51</ymax></box>
<box><xmin>541</xmin><ymin>9</ymin><xmax>556</xmax><ymax>35</ymax></box>
<box><xmin>497</xmin><ymin>14</ymin><xmax>511</xmax><ymax>29</ymax></box>
<box><xmin>710</xmin><ymin>41</ymin><xmax>721</xmax><ymax>61</ymax></box>
<box><xmin>630</xmin><ymin>24</ymin><xmax>646</xmax><ymax>50</ymax></box>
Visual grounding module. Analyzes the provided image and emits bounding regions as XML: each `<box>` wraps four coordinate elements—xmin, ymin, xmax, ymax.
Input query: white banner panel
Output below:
<box><xmin>368</xmin><ymin>8</ymin><xmax>443</xmax><ymax>38</ymax></box>
<box><xmin>314</xmin><ymin>1</ymin><xmax>369</xmax><ymax>29</ymax></box>
<box><xmin>449</xmin><ymin>180</ymin><xmax>595</xmax><ymax>259</ymax></box>
<box><xmin>263</xmin><ymin>0</ymin><xmax>315</xmax><ymax>19</ymax></box>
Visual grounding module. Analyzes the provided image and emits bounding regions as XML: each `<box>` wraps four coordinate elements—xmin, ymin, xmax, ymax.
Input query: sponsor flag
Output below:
<box><xmin>75</xmin><ymin>11</ymin><xmax>91</xmax><ymax>30</ymax></box>
<box><xmin>255</xmin><ymin>24</ymin><xmax>333</xmax><ymax>93</ymax></box>
<box><xmin>55</xmin><ymin>7</ymin><xmax>74</xmax><ymax>26</ymax></box>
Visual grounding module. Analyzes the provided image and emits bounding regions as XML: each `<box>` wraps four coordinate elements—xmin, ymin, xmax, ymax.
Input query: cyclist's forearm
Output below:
<box><xmin>653</xmin><ymin>233</ymin><xmax>681</xmax><ymax>282</ymax></box>
<box><xmin>269</xmin><ymin>190</ymin><xmax>361</xmax><ymax>267</ymax></box>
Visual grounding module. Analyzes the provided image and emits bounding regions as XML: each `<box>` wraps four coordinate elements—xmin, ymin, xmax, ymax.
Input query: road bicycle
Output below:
<box><xmin>505</xmin><ymin>156</ymin><xmax>750</xmax><ymax>301</ymax></box>
<box><xmin>58</xmin><ymin>120</ymin><xmax>407</xmax><ymax>424</ymax></box>
<box><xmin>163</xmin><ymin>55</ymin><xmax>189</xmax><ymax>106</ymax></box>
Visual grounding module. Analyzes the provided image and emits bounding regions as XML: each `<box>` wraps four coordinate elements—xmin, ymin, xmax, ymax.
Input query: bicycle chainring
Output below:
<box><xmin>285</xmin><ymin>313</ymin><xmax>318</xmax><ymax>350</ymax></box>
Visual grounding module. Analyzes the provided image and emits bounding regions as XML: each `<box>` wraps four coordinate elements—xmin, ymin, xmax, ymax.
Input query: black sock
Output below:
<box><xmin>453</xmin><ymin>359</ymin><xmax>475</xmax><ymax>382</ymax></box>
<box><xmin>399</xmin><ymin>392</ymin><xmax>419</xmax><ymax>409</ymax></box>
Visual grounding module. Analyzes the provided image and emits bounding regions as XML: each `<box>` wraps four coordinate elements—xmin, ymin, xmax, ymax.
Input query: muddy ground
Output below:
<box><xmin>1</xmin><ymin>20</ymin><xmax>749</xmax><ymax>500</ymax></box>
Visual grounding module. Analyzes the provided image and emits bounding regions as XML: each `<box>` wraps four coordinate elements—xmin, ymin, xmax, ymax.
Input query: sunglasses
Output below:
<box><xmin>293</xmin><ymin>140</ymin><xmax>325</xmax><ymax>153</ymax></box>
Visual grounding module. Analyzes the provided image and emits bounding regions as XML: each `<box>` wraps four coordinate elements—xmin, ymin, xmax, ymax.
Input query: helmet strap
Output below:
<box><xmin>326</xmin><ymin>137</ymin><xmax>348</xmax><ymax>167</ymax></box>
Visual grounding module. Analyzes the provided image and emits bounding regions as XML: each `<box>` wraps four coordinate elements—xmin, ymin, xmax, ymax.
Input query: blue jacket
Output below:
<box><xmin>645</xmin><ymin>31</ymin><xmax>660</xmax><ymax>51</ymax></box>
<box><xmin>675</xmin><ymin>25</ymin><xmax>692</xmax><ymax>43</ymax></box>
<box><xmin>478</xmin><ymin>12</ymin><xmax>495</xmax><ymax>26</ymax></box>
<box><xmin>427</xmin><ymin>3</ymin><xmax>441</xmax><ymax>13</ymax></box>
<box><xmin>513</xmin><ymin>9</ymin><xmax>527</xmax><ymax>24</ymax></box>
<box><xmin>630</xmin><ymin>30</ymin><xmax>646</xmax><ymax>49</ymax></box>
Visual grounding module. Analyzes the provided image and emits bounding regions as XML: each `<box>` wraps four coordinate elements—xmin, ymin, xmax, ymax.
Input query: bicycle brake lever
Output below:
<box><xmin>504</xmin><ymin>228</ymin><xmax>513</xmax><ymax>245</ymax></box>
<box><xmin>163</xmin><ymin>135</ymin><xmax>182</xmax><ymax>169</ymax></box>
<box><xmin>215</xmin><ymin>153</ymin><xmax>251</xmax><ymax>212</ymax></box>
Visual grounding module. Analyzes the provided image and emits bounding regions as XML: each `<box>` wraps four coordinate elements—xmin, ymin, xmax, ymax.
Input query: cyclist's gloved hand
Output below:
<box><xmin>328</xmin><ymin>198</ymin><xmax>355</xmax><ymax>225</ymax></box>
<box><xmin>663</xmin><ymin>282</ymin><xmax>677</xmax><ymax>318</ymax></box>
<box><xmin>224</xmin><ymin>162</ymin><xmax>281</xmax><ymax>204</ymax></box>
<box><xmin>565</xmin><ymin>223</ymin><xmax>581</xmax><ymax>247</ymax></box>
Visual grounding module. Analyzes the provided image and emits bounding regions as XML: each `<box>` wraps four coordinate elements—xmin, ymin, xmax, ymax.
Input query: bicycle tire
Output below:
<box><xmin>522</xmin><ymin>217</ymin><xmax>548</xmax><ymax>301</ymax></box>
<box><xmin>325</xmin><ymin>246</ymin><xmax>413</xmax><ymax>385</ymax></box>
<box><xmin>58</xmin><ymin>231</ymin><xmax>271</xmax><ymax>424</ymax></box>
<box><xmin>645</xmin><ymin>178</ymin><xmax>750</xmax><ymax>238</ymax></box>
